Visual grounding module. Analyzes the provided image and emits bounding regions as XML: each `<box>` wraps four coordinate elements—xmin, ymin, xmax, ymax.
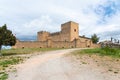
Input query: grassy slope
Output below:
<box><xmin>0</xmin><ymin>56</ymin><xmax>25</xmax><ymax>80</ymax></box>
<box><xmin>74</xmin><ymin>47</ymin><xmax>120</xmax><ymax>58</ymax></box>
<box><xmin>1</xmin><ymin>48</ymin><xmax>63</xmax><ymax>55</ymax></box>
<box><xmin>71</xmin><ymin>48</ymin><xmax>120</xmax><ymax>77</ymax></box>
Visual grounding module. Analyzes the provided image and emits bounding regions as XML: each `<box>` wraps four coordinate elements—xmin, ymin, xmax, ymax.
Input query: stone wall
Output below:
<box><xmin>37</xmin><ymin>31</ymin><xmax>50</xmax><ymax>41</ymax></box>
<box><xmin>50</xmin><ymin>32</ymin><xmax>61</xmax><ymax>41</ymax></box>
<box><xmin>15</xmin><ymin>40</ymin><xmax>48</xmax><ymax>48</ymax></box>
<box><xmin>51</xmin><ymin>41</ymin><xmax>75</xmax><ymax>48</ymax></box>
<box><xmin>14</xmin><ymin>39</ymin><xmax>100</xmax><ymax>48</ymax></box>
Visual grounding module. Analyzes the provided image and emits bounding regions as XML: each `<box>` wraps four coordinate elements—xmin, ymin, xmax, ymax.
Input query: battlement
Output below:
<box><xmin>37</xmin><ymin>31</ymin><xmax>50</xmax><ymax>41</ymax></box>
<box><xmin>50</xmin><ymin>32</ymin><xmax>60</xmax><ymax>36</ymax></box>
<box><xmin>38</xmin><ymin>31</ymin><xmax>50</xmax><ymax>34</ymax></box>
<box><xmin>61</xmin><ymin>21</ymin><xmax>79</xmax><ymax>27</ymax></box>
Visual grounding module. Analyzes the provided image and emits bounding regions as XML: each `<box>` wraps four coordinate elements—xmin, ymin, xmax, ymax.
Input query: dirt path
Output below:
<box><xmin>8</xmin><ymin>48</ymin><xmax>120</xmax><ymax>80</ymax></box>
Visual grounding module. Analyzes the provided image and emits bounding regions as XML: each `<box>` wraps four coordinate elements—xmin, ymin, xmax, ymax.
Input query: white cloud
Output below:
<box><xmin>13</xmin><ymin>15</ymin><xmax>53</xmax><ymax>36</ymax></box>
<box><xmin>0</xmin><ymin>0</ymin><xmax>120</xmax><ymax>41</ymax></box>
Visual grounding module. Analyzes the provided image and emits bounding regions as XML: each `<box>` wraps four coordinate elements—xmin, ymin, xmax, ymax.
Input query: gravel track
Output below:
<box><xmin>8</xmin><ymin>48</ymin><xmax>120</xmax><ymax>80</ymax></box>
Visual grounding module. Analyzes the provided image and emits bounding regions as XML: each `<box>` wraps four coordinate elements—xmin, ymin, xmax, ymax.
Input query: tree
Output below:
<box><xmin>0</xmin><ymin>24</ymin><xmax>16</xmax><ymax>53</ymax></box>
<box><xmin>91</xmin><ymin>34</ymin><xmax>99</xmax><ymax>44</ymax></box>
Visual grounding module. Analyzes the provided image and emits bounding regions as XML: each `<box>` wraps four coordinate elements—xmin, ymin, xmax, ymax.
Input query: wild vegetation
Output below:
<box><xmin>0</xmin><ymin>48</ymin><xmax>63</xmax><ymax>80</ymax></box>
<box><xmin>1</xmin><ymin>47</ymin><xmax>119</xmax><ymax>80</ymax></box>
<box><xmin>74</xmin><ymin>47</ymin><xmax>120</xmax><ymax>58</ymax></box>
<box><xmin>1</xmin><ymin>48</ymin><xmax>63</xmax><ymax>56</ymax></box>
<box><xmin>0</xmin><ymin>56</ymin><xmax>25</xmax><ymax>80</ymax></box>
<box><xmin>91</xmin><ymin>34</ymin><xmax>99</xmax><ymax>43</ymax></box>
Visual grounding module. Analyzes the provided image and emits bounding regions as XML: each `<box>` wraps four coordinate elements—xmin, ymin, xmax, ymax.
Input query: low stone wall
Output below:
<box><xmin>91</xmin><ymin>44</ymin><xmax>101</xmax><ymax>48</ymax></box>
<box><xmin>15</xmin><ymin>41</ymin><xmax>47</xmax><ymax>48</ymax></box>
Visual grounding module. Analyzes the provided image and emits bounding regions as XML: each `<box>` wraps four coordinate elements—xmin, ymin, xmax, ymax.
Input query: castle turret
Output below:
<box><xmin>61</xmin><ymin>21</ymin><xmax>79</xmax><ymax>41</ymax></box>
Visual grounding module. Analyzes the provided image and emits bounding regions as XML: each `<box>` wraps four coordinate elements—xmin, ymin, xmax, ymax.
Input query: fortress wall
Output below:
<box><xmin>37</xmin><ymin>31</ymin><xmax>50</xmax><ymax>41</ymax></box>
<box><xmin>50</xmin><ymin>32</ymin><xmax>60</xmax><ymax>36</ymax></box>
<box><xmin>15</xmin><ymin>41</ymin><xmax>47</xmax><ymax>48</ymax></box>
<box><xmin>77</xmin><ymin>38</ymin><xmax>100</xmax><ymax>48</ymax></box>
<box><xmin>51</xmin><ymin>41</ymin><xmax>75</xmax><ymax>48</ymax></box>
<box><xmin>50</xmin><ymin>34</ymin><xmax>61</xmax><ymax>41</ymax></box>
<box><xmin>14</xmin><ymin>39</ymin><xmax>99</xmax><ymax>48</ymax></box>
<box><xmin>78</xmin><ymin>37</ymin><xmax>93</xmax><ymax>47</ymax></box>
<box><xmin>79</xmin><ymin>37</ymin><xmax>88</xmax><ymax>42</ymax></box>
<box><xmin>76</xmin><ymin>39</ymin><xmax>86</xmax><ymax>48</ymax></box>
<box><xmin>75</xmin><ymin>39</ymin><xmax>93</xmax><ymax>48</ymax></box>
<box><xmin>60</xmin><ymin>33</ymin><xmax>70</xmax><ymax>41</ymax></box>
<box><xmin>91</xmin><ymin>43</ymin><xmax>101</xmax><ymax>48</ymax></box>
<box><xmin>15</xmin><ymin>40</ymin><xmax>75</xmax><ymax>48</ymax></box>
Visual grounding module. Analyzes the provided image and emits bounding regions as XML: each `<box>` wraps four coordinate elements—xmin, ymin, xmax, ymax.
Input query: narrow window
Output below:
<box><xmin>74</xmin><ymin>29</ymin><xmax>76</xmax><ymax>32</ymax></box>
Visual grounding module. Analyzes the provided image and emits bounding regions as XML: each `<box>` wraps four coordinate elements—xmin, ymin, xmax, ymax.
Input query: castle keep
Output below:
<box><xmin>14</xmin><ymin>21</ymin><xmax>99</xmax><ymax>48</ymax></box>
<box><xmin>37</xmin><ymin>21</ymin><xmax>79</xmax><ymax>42</ymax></box>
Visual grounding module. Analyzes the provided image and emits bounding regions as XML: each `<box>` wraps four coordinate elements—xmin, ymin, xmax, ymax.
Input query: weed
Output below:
<box><xmin>0</xmin><ymin>72</ymin><xmax>8</xmax><ymax>80</ymax></box>
<box><xmin>0</xmin><ymin>57</ymin><xmax>23</xmax><ymax>69</ymax></box>
<box><xmin>108</xmin><ymin>69</ymin><xmax>113</xmax><ymax>72</ymax></box>
<box><xmin>82</xmin><ymin>62</ymin><xmax>87</xmax><ymax>64</ymax></box>
<box><xmin>73</xmin><ymin>48</ymin><xmax>120</xmax><ymax>58</ymax></box>
<box><xmin>1</xmin><ymin>48</ymin><xmax>63</xmax><ymax>55</ymax></box>
<box><xmin>114</xmin><ymin>71</ymin><xmax>118</xmax><ymax>74</ymax></box>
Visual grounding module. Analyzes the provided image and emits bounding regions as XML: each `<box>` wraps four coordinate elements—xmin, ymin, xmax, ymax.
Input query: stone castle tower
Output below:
<box><xmin>61</xmin><ymin>21</ymin><xmax>79</xmax><ymax>41</ymax></box>
<box><xmin>37</xmin><ymin>21</ymin><xmax>79</xmax><ymax>42</ymax></box>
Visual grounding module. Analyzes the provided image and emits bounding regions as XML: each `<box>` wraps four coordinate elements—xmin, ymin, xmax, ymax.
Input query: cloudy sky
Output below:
<box><xmin>0</xmin><ymin>0</ymin><xmax>120</xmax><ymax>41</ymax></box>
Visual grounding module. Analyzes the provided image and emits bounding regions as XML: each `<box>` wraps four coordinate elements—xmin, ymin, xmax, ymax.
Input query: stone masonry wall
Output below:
<box><xmin>15</xmin><ymin>41</ymin><xmax>48</xmax><ymax>48</ymax></box>
<box><xmin>14</xmin><ymin>39</ymin><xmax>100</xmax><ymax>48</ymax></box>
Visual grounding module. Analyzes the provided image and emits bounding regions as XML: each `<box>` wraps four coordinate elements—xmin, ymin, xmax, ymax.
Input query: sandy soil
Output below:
<box><xmin>8</xmin><ymin>48</ymin><xmax>120</xmax><ymax>80</ymax></box>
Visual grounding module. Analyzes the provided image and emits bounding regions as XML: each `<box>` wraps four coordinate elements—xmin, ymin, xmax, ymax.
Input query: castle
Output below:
<box><xmin>14</xmin><ymin>21</ymin><xmax>99</xmax><ymax>48</ymax></box>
